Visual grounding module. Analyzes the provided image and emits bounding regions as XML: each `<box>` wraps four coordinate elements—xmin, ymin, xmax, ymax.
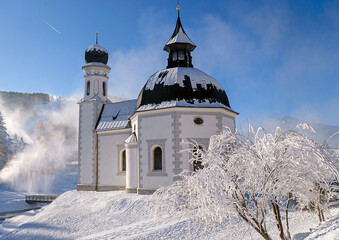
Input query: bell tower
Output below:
<box><xmin>82</xmin><ymin>33</ymin><xmax>111</xmax><ymax>102</ymax></box>
<box><xmin>77</xmin><ymin>34</ymin><xmax>111</xmax><ymax>191</ymax></box>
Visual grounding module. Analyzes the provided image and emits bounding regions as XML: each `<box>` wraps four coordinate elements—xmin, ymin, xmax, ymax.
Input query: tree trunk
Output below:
<box><xmin>236</xmin><ymin>207</ymin><xmax>273</xmax><ymax>240</ymax></box>
<box><xmin>317</xmin><ymin>205</ymin><xmax>325</xmax><ymax>222</ymax></box>
<box><xmin>285</xmin><ymin>193</ymin><xmax>292</xmax><ymax>239</ymax></box>
<box><xmin>271</xmin><ymin>200</ymin><xmax>288</xmax><ymax>240</ymax></box>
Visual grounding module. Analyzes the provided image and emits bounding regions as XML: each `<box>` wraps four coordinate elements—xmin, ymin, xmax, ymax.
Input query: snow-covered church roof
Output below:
<box><xmin>136</xmin><ymin>67</ymin><xmax>231</xmax><ymax>110</ymax></box>
<box><xmin>96</xmin><ymin>99</ymin><xmax>137</xmax><ymax>132</ymax></box>
<box><xmin>85</xmin><ymin>44</ymin><xmax>109</xmax><ymax>65</ymax></box>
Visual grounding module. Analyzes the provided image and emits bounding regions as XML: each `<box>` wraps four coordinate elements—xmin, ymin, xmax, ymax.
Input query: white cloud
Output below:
<box><xmin>108</xmin><ymin>47</ymin><xmax>165</xmax><ymax>99</ymax></box>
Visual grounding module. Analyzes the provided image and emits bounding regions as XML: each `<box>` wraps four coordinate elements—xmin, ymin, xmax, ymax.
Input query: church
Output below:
<box><xmin>77</xmin><ymin>8</ymin><xmax>238</xmax><ymax>194</ymax></box>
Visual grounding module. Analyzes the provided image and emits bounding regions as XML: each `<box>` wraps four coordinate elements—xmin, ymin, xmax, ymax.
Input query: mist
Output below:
<box><xmin>0</xmin><ymin>95</ymin><xmax>78</xmax><ymax>193</ymax></box>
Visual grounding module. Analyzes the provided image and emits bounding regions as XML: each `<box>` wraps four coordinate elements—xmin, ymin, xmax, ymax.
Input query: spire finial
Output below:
<box><xmin>96</xmin><ymin>32</ymin><xmax>98</xmax><ymax>44</ymax></box>
<box><xmin>176</xmin><ymin>0</ymin><xmax>180</xmax><ymax>16</ymax></box>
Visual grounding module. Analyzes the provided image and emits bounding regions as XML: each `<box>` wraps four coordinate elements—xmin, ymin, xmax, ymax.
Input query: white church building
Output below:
<box><xmin>77</xmin><ymin>10</ymin><xmax>238</xmax><ymax>194</ymax></box>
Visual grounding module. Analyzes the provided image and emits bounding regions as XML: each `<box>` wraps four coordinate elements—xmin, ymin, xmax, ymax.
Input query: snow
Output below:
<box><xmin>136</xmin><ymin>100</ymin><xmax>233</xmax><ymax>112</ymax></box>
<box><xmin>0</xmin><ymin>165</ymin><xmax>77</xmax><ymax>216</ymax></box>
<box><xmin>166</xmin><ymin>27</ymin><xmax>195</xmax><ymax>46</ymax></box>
<box><xmin>305</xmin><ymin>213</ymin><xmax>339</xmax><ymax>239</ymax></box>
<box><xmin>125</xmin><ymin>133</ymin><xmax>137</xmax><ymax>143</ymax></box>
<box><xmin>86</xmin><ymin>44</ymin><xmax>108</xmax><ymax>53</ymax></box>
<box><xmin>0</xmin><ymin>185</ymin><xmax>42</xmax><ymax>214</ymax></box>
<box><xmin>1</xmin><ymin>189</ymin><xmax>338</xmax><ymax>239</ymax></box>
<box><xmin>96</xmin><ymin>99</ymin><xmax>137</xmax><ymax>132</ymax></box>
<box><xmin>1</xmin><ymin>191</ymin><xmax>222</xmax><ymax>239</ymax></box>
<box><xmin>144</xmin><ymin>67</ymin><xmax>225</xmax><ymax>91</ymax></box>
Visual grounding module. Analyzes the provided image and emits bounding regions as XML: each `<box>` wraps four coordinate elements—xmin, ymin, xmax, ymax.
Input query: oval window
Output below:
<box><xmin>194</xmin><ymin>117</ymin><xmax>203</xmax><ymax>125</ymax></box>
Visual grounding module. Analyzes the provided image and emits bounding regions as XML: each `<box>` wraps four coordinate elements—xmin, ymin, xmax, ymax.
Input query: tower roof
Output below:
<box><xmin>136</xmin><ymin>67</ymin><xmax>231</xmax><ymax>110</ymax></box>
<box><xmin>85</xmin><ymin>34</ymin><xmax>109</xmax><ymax>65</ymax></box>
<box><xmin>164</xmin><ymin>12</ymin><xmax>196</xmax><ymax>52</ymax></box>
<box><xmin>85</xmin><ymin>44</ymin><xmax>109</xmax><ymax>64</ymax></box>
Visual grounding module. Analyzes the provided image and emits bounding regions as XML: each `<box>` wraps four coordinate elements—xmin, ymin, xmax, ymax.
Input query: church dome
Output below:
<box><xmin>85</xmin><ymin>44</ymin><xmax>108</xmax><ymax>64</ymax></box>
<box><xmin>136</xmin><ymin>67</ymin><xmax>231</xmax><ymax>109</ymax></box>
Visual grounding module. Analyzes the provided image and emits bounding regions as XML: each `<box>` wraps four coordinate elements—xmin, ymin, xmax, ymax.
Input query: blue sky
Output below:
<box><xmin>0</xmin><ymin>0</ymin><xmax>338</xmax><ymax>126</ymax></box>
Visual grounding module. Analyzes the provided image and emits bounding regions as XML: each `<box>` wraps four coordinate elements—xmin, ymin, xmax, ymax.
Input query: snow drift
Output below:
<box><xmin>1</xmin><ymin>191</ymin><xmax>338</xmax><ymax>240</ymax></box>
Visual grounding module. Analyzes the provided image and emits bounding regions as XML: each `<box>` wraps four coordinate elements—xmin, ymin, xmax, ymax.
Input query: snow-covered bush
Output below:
<box><xmin>153</xmin><ymin>126</ymin><xmax>339</xmax><ymax>240</ymax></box>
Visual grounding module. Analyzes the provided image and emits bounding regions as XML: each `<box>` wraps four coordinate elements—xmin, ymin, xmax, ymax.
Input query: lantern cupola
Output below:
<box><xmin>164</xmin><ymin>8</ymin><xmax>196</xmax><ymax>68</ymax></box>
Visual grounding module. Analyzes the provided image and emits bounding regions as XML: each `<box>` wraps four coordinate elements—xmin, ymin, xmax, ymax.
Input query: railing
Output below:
<box><xmin>25</xmin><ymin>194</ymin><xmax>58</xmax><ymax>204</ymax></box>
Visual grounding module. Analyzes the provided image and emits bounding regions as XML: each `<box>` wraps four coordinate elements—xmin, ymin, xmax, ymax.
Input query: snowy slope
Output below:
<box><xmin>0</xmin><ymin>165</ymin><xmax>77</xmax><ymax>220</ymax></box>
<box><xmin>1</xmin><ymin>190</ymin><xmax>338</xmax><ymax>240</ymax></box>
<box><xmin>0</xmin><ymin>191</ymin><xmax>226</xmax><ymax>240</ymax></box>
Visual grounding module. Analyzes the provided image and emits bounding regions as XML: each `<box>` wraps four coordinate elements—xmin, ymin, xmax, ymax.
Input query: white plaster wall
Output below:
<box><xmin>98</xmin><ymin>131</ymin><xmax>130</xmax><ymax>187</ymax></box>
<box><xmin>179</xmin><ymin>109</ymin><xmax>235</xmax><ymax>173</ymax></box>
<box><xmin>82</xmin><ymin>64</ymin><xmax>110</xmax><ymax>101</ymax></box>
<box><xmin>125</xmin><ymin>144</ymin><xmax>138</xmax><ymax>189</ymax></box>
<box><xmin>79</xmin><ymin>103</ymin><xmax>96</xmax><ymax>185</ymax></box>
<box><xmin>179</xmin><ymin>112</ymin><xmax>216</xmax><ymax>172</ymax></box>
<box><xmin>180</xmin><ymin>114</ymin><xmax>218</xmax><ymax>138</ymax></box>
<box><xmin>139</xmin><ymin>113</ymin><xmax>174</xmax><ymax>189</ymax></box>
<box><xmin>179</xmin><ymin>141</ymin><xmax>191</xmax><ymax>172</ymax></box>
<box><xmin>222</xmin><ymin>115</ymin><xmax>235</xmax><ymax>132</ymax></box>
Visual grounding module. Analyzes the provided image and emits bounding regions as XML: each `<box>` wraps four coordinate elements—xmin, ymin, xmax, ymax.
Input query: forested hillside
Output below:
<box><xmin>0</xmin><ymin>91</ymin><xmax>50</xmax><ymax>109</ymax></box>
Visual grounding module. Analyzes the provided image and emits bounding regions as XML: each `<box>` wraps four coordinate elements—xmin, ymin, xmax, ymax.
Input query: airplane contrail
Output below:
<box><xmin>41</xmin><ymin>18</ymin><xmax>62</xmax><ymax>35</ymax></box>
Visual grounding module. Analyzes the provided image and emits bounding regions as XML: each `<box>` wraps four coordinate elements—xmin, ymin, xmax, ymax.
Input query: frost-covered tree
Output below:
<box><xmin>0</xmin><ymin>112</ymin><xmax>11</xmax><ymax>168</ymax></box>
<box><xmin>10</xmin><ymin>134</ymin><xmax>26</xmax><ymax>155</ymax></box>
<box><xmin>34</xmin><ymin>119</ymin><xmax>47</xmax><ymax>142</ymax></box>
<box><xmin>153</xmin><ymin>126</ymin><xmax>339</xmax><ymax>240</ymax></box>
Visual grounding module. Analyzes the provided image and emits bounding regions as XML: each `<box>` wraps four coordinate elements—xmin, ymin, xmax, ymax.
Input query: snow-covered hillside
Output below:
<box><xmin>0</xmin><ymin>191</ymin><xmax>338</xmax><ymax>240</ymax></box>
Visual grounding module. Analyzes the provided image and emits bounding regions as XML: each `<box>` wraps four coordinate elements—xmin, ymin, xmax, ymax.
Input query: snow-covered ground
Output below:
<box><xmin>0</xmin><ymin>189</ymin><xmax>338</xmax><ymax>240</ymax></box>
<box><xmin>0</xmin><ymin>166</ymin><xmax>77</xmax><ymax>224</ymax></box>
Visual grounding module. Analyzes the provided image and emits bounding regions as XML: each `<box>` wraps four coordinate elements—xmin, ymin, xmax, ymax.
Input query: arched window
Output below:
<box><xmin>153</xmin><ymin>147</ymin><xmax>162</xmax><ymax>171</ymax></box>
<box><xmin>103</xmin><ymin>82</ymin><xmax>106</xmax><ymax>97</ymax></box>
<box><xmin>193</xmin><ymin>145</ymin><xmax>204</xmax><ymax>171</ymax></box>
<box><xmin>86</xmin><ymin>81</ymin><xmax>90</xmax><ymax>96</ymax></box>
<box><xmin>121</xmin><ymin>149</ymin><xmax>126</xmax><ymax>171</ymax></box>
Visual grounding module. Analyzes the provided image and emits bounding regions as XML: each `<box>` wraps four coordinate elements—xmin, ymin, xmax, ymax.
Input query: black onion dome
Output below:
<box><xmin>136</xmin><ymin>67</ymin><xmax>231</xmax><ymax>109</ymax></box>
<box><xmin>85</xmin><ymin>44</ymin><xmax>108</xmax><ymax>64</ymax></box>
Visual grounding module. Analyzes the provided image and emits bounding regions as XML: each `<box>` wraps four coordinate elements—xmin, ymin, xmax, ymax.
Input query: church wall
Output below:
<box><xmin>221</xmin><ymin>115</ymin><xmax>236</xmax><ymax>132</ymax></box>
<box><xmin>133</xmin><ymin>107</ymin><xmax>237</xmax><ymax>191</ymax></box>
<box><xmin>137</xmin><ymin>112</ymin><xmax>174</xmax><ymax>190</ymax></box>
<box><xmin>180</xmin><ymin>114</ymin><xmax>218</xmax><ymax>138</ymax></box>
<box><xmin>178</xmin><ymin>110</ymin><xmax>217</xmax><ymax>172</ymax></box>
<box><xmin>78</xmin><ymin>102</ymin><xmax>102</xmax><ymax>187</ymax></box>
<box><xmin>177</xmin><ymin>108</ymin><xmax>236</xmax><ymax>174</ymax></box>
<box><xmin>97</xmin><ymin>130</ymin><xmax>131</xmax><ymax>188</ymax></box>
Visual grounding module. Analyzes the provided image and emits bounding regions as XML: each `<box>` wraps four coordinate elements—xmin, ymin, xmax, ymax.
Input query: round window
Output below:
<box><xmin>194</xmin><ymin>117</ymin><xmax>203</xmax><ymax>125</ymax></box>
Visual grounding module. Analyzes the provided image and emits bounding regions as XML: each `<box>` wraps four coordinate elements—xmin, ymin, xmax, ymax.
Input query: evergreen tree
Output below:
<box><xmin>10</xmin><ymin>134</ymin><xmax>26</xmax><ymax>155</ymax></box>
<box><xmin>0</xmin><ymin>111</ymin><xmax>10</xmax><ymax>168</ymax></box>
